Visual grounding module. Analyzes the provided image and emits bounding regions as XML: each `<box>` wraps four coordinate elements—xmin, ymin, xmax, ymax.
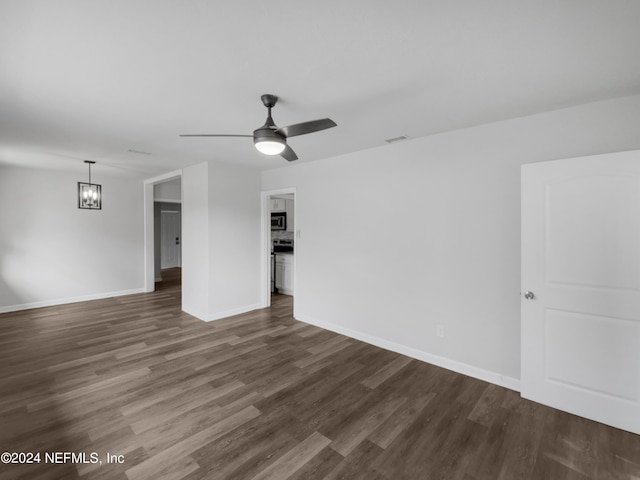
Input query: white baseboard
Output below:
<box><xmin>183</xmin><ymin>303</ymin><xmax>263</xmax><ymax>322</ymax></box>
<box><xmin>180</xmin><ymin>305</ymin><xmax>208</xmax><ymax>320</ymax></box>
<box><xmin>296</xmin><ymin>313</ymin><xmax>521</xmax><ymax>393</ymax></box>
<box><xmin>0</xmin><ymin>288</ymin><xmax>147</xmax><ymax>314</ymax></box>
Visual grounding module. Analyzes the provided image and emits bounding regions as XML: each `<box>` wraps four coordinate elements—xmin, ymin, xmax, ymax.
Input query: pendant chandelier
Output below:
<box><xmin>77</xmin><ymin>160</ymin><xmax>102</xmax><ymax>210</ymax></box>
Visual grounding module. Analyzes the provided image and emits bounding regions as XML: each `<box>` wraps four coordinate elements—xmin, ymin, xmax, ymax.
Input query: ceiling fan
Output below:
<box><xmin>180</xmin><ymin>94</ymin><xmax>337</xmax><ymax>162</ymax></box>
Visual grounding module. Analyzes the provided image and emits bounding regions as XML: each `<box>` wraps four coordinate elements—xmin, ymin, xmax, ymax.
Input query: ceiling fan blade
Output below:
<box><xmin>276</xmin><ymin>118</ymin><xmax>337</xmax><ymax>138</ymax></box>
<box><xmin>280</xmin><ymin>144</ymin><xmax>298</xmax><ymax>162</ymax></box>
<box><xmin>179</xmin><ymin>134</ymin><xmax>252</xmax><ymax>137</ymax></box>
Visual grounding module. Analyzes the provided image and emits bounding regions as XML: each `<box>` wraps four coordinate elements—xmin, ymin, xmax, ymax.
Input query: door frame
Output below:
<box><xmin>143</xmin><ymin>170</ymin><xmax>182</xmax><ymax>292</ymax></box>
<box><xmin>261</xmin><ymin>187</ymin><xmax>296</xmax><ymax>310</ymax></box>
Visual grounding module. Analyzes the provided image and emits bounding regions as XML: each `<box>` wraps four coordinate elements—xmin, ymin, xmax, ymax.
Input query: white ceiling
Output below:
<box><xmin>2</xmin><ymin>1</ymin><xmax>640</xmax><ymax>179</ymax></box>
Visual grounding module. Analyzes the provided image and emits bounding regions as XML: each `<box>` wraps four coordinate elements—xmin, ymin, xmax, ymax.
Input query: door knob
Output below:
<box><xmin>523</xmin><ymin>291</ymin><xmax>535</xmax><ymax>300</ymax></box>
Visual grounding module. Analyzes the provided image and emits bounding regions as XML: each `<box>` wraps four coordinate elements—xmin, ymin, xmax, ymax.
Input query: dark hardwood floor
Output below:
<box><xmin>1</xmin><ymin>267</ymin><xmax>638</xmax><ymax>479</ymax></box>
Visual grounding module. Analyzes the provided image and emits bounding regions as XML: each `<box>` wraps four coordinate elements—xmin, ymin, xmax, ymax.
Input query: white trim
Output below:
<box><xmin>0</xmin><ymin>288</ymin><xmax>146</xmax><ymax>314</ymax></box>
<box><xmin>143</xmin><ymin>182</ymin><xmax>155</xmax><ymax>292</ymax></box>
<box><xmin>154</xmin><ymin>197</ymin><xmax>182</xmax><ymax>204</ymax></box>
<box><xmin>183</xmin><ymin>303</ymin><xmax>263</xmax><ymax>322</ymax></box>
<box><xmin>296</xmin><ymin>313</ymin><xmax>521</xmax><ymax>392</ymax></box>
<box><xmin>143</xmin><ymin>169</ymin><xmax>182</xmax><ymax>185</ymax></box>
<box><xmin>181</xmin><ymin>306</ymin><xmax>209</xmax><ymax>321</ymax></box>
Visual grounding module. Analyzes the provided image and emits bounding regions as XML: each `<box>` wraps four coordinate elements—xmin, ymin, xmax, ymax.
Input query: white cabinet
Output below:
<box><xmin>275</xmin><ymin>262</ymin><xmax>285</xmax><ymax>290</ymax></box>
<box><xmin>275</xmin><ymin>253</ymin><xmax>294</xmax><ymax>295</ymax></box>
<box><xmin>270</xmin><ymin>198</ymin><xmax>286</xmax><ymax>212</ymax></box>
<box><xmin>271</xmin><ymin>196</ymin><xmax>294</xmax><ymax>231</ymax></box>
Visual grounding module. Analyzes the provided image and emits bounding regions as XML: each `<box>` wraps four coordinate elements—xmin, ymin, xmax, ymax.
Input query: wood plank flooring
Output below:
<box><xmin>1</xmin><ymin>267</ymin><xmax>639</xmax><ymax>479</ymax></box>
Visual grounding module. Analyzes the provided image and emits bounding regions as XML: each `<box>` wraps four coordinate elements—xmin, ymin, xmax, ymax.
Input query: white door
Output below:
<box><xmin>521</xmin><ymin>150</ymin><xmax>640</xmax><ymax>435</ymax></box>
<box><xmin>161</xmin><ymin>210</ymin><xmax>181</xmax><ymax>268</ymax></box>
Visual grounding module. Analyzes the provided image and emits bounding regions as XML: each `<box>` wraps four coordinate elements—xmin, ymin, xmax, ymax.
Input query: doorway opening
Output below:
<box><xmin>262</xmin><ymin>188</ymin><xmax>296</xmax><ymax>309</ymax></box>
<box><xmin>156</xmin><ymin>191</ymin><xmax>182</xmax><ymax>289</ymax></box>
<box><xmin>143</xmin><ymin>171</ymin><xmax>182</xmax><ymax>293</ymax></box>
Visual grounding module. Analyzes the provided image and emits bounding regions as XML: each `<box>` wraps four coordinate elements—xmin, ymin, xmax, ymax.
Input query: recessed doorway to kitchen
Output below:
<box><xmin>265</xmin><ymin>190</ymin><xmax>295</xmax><ymax>306</ymax></box>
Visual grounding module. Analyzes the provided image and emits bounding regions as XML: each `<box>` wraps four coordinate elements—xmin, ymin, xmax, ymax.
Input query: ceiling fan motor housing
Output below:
<box><xmin>253</xmin><ymin>126</ymin><xmax>284</xmax><ymax>144</ymax></box>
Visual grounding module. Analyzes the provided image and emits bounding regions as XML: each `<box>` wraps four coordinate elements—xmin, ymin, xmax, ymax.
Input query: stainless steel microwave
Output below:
<box><xmin>271</xmin><ymin>212</ymin><xmax>287</xmax><ymax>230</ymax></box>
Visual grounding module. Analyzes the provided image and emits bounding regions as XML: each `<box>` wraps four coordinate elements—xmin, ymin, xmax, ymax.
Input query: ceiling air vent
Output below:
<box><xmin>385</xmin><ymin>135</ymin><xmax>410</xmax><ymax>144</ymax></box>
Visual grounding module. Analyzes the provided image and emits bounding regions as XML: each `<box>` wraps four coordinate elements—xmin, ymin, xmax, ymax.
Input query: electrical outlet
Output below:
<box><xmin>436</xmin><ymin>325</ymin><xmax>445</xmax><ymax>338</ymax></box>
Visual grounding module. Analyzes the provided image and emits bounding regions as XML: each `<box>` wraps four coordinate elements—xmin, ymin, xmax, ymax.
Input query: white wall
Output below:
<box><xmin>261</xmin><ymin>94</ymin><xmax>640</xmax><ymax>387</ymax></box>
<box><xmin>207</xmin><ymin>162</ymin><xmax>262</xmax><ymax>317</ymax></box>
<box><xmin>0</xmin><ymin>165</ymin><xmax>145</xmax><ymax>312</ymax></box>
<box><xmin>182</xmin><ymin>162</ymin><xmax>209</xmax><ymax>318</ymax></box>
<box><xmin>154</xmin><ymin>177</ymin><xmax>181</xmax><ymax>202</ymax></box>
<box><xmin>182</xmin><ymin>161</ymin><xmax>262</xmax><ymax>321</ymax></box>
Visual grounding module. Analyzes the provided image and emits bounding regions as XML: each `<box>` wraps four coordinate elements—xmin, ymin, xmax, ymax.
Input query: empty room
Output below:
<box><xmin>1</xmin><ymin>1</ymin><xmax>639</xmax><ymax>479</ymax></box>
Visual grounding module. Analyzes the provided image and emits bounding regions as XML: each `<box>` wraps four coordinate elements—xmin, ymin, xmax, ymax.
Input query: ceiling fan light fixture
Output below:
<box><xmin>253</xmin><ymin>128</ymin><xmax>286</xmax><ymax>155</ymax></box>
<box><xmin>255</xmin><ymin>140</ymin><xmax>286</xmax><ymax>155</ymax></box>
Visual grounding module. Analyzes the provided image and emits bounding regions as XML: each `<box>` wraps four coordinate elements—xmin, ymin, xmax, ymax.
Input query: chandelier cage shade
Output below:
<box><xmin>78</xmin><ymin>161</ymin><xmax>102</xmax><ymax>210</ymax></box>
